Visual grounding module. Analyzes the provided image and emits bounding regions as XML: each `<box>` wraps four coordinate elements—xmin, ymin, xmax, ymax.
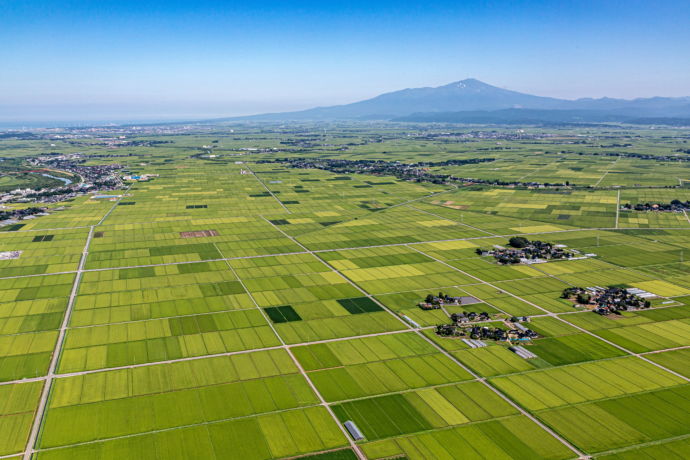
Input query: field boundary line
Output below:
<box><xmin>528</xmin><ymin>381</ymin><xmax>690</xmax><ymax>414</ymax></box>
<box><xmin>592</xmin><ymin>432</ymin><xmax>690</xmax><ymax>458</ymax></box>
<box><xmin>517</xmin><ymin>158</ymin><xmax>560</xmax><ymax>181</ymax></box>
<box><xmin>244</xmin><ymin>164</ymin><xmax>291</xmax><ymax>214</ymax></box>
<box><xmin>96</xmin><ymin>184</ymin><xmax>133</xmax><ymax>226</ymax></box>
<box><xmin>524</xmin><ymin>262</ymin><xmax>690</xmax><ymax>384</ymax></box>
<box><xmin>594</xmin><ymin>156</ymin><xmax>620</xmax><ymax>187</ymax></box>
<box><xmin>4</xmin><ymin>225</ymin><xmax>690</xmax><ymax>282</ymax></box>
<box><xmin>0</xmin><ymin>328</ymin><xmax>440</xmax><ymax>388</ymax></box>
<box><xmin>2</xmin><ymin>225</ymin><xmax>92</xmax><ymax>232</ymax></box>
<box><xmin>412</xmin><ymin>313</ymin><xmax>586</xmax><ymax>458</ymax></box>
<box><xmin>552</xmin><ymin>315</ymin><xmax>690</xmax><ymax>383</ymax></box>
<box><xmin>410</xmin><ymin>244</ymin><xmax>690</xmax><ymax>384</ymax></box>
<box><xmin>405</xmin><ymin>245</ymin><xmax>511</xmax><ymax>316</ymax></box>
<box><xmin>282</xmin><ymin>182</ymin><xmax>458</xmax><ymax>240</ymax></box>
<box><xmin>66</xmin><ymin>305</ymin><xmax>261</xmax><ymax>329</ymax></box>
<box><xmin>261</xmin><ymin>216</ymin><xmax>413</xmax><ymax>330</ymax></box>
<box><xmin>365</xmin><ymin>183</ymin><xmax>457</xmax><ymax>212</ymax></box>
<box><xmin>23</xmin><ymin>190</ymin><xmax>134</xmax><ymax>459</ymax></box>
<box><xmin>22</xmin><ymin>225</ymin><xmax>95</xmax><ymax>459</ymax></box>
<box><xmin>406</xmin><ymin>203</ymin><xmax>498</xmax><ymax>236</ymax></box>
<box><xmin>642</xmin><ymin>344</ymin><xmax>690</xmax><ymax>355</ymax></box>
<box><xmin>30</xmin><ymin>403</ymin><xmax>325</xmax><ymax>457</ymax></box>
<box><xmin>214</xmin><ymin>242</ymin><xmax>366</xmax><ymax>460</ymax></box>
<box><xmin>266</xmin><ymin>219</ymin><xmax>584</xmax><ymax>458</ymax></box>
<box><xmin>407</xmin><ymin>246</ymin><xmax>586</xmax><ymax>457</ymax></box>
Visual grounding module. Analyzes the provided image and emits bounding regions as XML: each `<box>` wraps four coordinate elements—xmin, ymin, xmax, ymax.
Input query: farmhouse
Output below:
<box><xmin>435</xmin><ymin>323</ymin><xmax>507</xmax><ymax>339</ymax></box>
<box><xmin>451</xmin><ymin>311</ymin><xmax>491</xmax><ymax>324</ymax></box>
<box><xmin>507</xmin><ymin>323</ymin><xmax>539</xmax><ymax>340</ymax></box>
<box><xmin>510</xmin><ymin>316</ymin><xmax>530</xmax><ymax>323</ymax></box>
<box><xmin>418</xmin><ymin>291</ymin><xmax>481</xmax><ymax>310</ymax></box>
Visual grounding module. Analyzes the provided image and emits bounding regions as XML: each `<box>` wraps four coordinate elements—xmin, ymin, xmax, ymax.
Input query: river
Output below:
<box><xmin>41</xmin><ymin>173</ymin><xmax>73</xmax><ymax>185</ymax></box>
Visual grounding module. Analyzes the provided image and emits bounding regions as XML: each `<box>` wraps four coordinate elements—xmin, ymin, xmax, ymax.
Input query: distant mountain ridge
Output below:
<box><xmin>222</xmin><ymin>79</ymin><xmax>690</xmax><ymax>124</ymax></box>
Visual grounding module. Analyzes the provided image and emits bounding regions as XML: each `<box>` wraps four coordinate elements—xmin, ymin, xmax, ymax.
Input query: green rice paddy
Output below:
<box><xmin>0</xmin><ymin>124</ymin><xmax>689</xmax><ymax>459</ymax></box>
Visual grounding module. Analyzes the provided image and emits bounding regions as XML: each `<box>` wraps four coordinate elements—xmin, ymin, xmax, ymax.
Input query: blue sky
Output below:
<box><xmin>1</xmin><ymin>0</ymin><xmax>689</xmax><ymax>121</ymax></box>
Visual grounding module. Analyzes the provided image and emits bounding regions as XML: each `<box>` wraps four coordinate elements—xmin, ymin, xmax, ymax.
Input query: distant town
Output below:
<box><xmin>266</xmin><ymin>157</ymin><xmax>573</xmax><ymax>188</ymax></box>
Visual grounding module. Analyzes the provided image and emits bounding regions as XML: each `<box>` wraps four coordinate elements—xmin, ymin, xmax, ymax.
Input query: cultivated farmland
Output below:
<box><xmin>0</xmin><ymin>124</ymin><xmax>689</xmax><ymax>459</ymax></box>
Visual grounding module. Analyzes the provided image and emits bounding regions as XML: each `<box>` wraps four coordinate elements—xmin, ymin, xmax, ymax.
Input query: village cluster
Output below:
<box><xmin>417</xmin><ymin>291</ymin><xmax>539</xmax><ymax>343</ymax></box>
<box><xmin>269</xmin><ymin>157</ymin><xmax>571</xmax><ymax>188</ymax></box>
<box><xmin>435</xmin><ymin>317</ymin><xmax>539</xmax><ymax>342</ymax></box>
<box><xmin>561</xmin><ymin>286</ymin><xmax>652</xmax><ymax>315</ymax></box>
<box><xmin>620</xmin><ymin>199</ymin><xmax>690</xmax><ymax>212</ymax></box>
<box><xmin>476</xmin><ymin>236</ymin><xmax>575</xmax><ymax>265</ymax></box>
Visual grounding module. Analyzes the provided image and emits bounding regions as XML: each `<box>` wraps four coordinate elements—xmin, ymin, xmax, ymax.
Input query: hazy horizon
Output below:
<box><xmin>2</xmin><ymin>0</ymin><xmax>690</xmax><ymax>122</ymax></box>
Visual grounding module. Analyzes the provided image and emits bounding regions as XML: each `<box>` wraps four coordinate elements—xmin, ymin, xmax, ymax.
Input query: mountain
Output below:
<box><xmin>283</xmin><ymin>79</ymin><xmax>565</xmax><ymax>118</ymax></box>
<box><xmin>222</xmin><ymin>79</ymin><xmax>690</xmax><ymax>123</ymax></box>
